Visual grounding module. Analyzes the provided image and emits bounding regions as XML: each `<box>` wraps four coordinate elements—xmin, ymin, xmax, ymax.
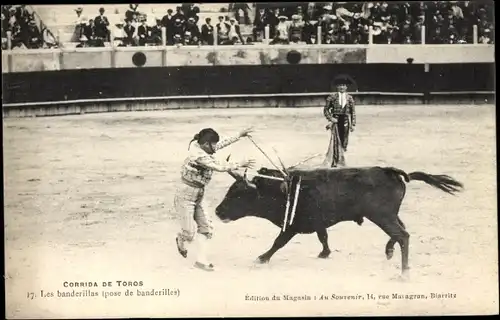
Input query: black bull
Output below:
<box><xmin>215</xmin><ymin>166</ymin><xmax>463</xmax><ymax>276</ymax></box>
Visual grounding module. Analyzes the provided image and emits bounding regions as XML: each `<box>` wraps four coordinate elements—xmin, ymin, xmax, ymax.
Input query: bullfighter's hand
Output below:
<box><xmin>350</xmin><ymin>126</ymin><xmax>355</xmax><ymax>132</ymax></box>
<box><xmin>239</xmin><ymin>159</ymin><xmax>256</xmax><ymax>169</ymax></box>
<box><xmin>239</xmin><ymin>127</ymin><xmax>254</xmax><ymax>138</ymax></box>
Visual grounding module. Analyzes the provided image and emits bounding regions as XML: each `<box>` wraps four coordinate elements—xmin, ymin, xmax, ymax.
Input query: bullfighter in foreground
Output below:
<box><xmin>174</xmin><ymin>127</ymin><xmax>255</xmax><ymax>271</ymax></box>
<box><xmin>322</xmin><ymin>76</ymin><xmax>356</xmax><ymax>167</ymax></box>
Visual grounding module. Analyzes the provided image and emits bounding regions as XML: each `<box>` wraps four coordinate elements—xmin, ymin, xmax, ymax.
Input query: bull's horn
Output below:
<box><xmin>228</xmin><ymin>170</ymin><xmax>242</xmax><ymax>180</ymax></box>
<box><xmin>243</xmin><ymin>169</ymin><xmax>257</xmax><ymax>189</ymax></box>
<box><xmin>246</xmin><ymin>181</ymin><xmax>257</xmax><ymax>189</ymax></box>
<box><xmin>226</xmin><ymin>154</ymin><xmax>240</xmax><ymax>180</ymax></box>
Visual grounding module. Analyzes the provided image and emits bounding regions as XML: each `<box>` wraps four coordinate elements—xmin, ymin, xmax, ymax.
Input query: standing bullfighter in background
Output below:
<box><xmin>322</xmin><ymin>76</ymin><xmax>356</xmax><ymax>167</ymax></box>
<box><xmin>175</xmin><ymin>127</ymin><xmax>255</xmax><ymax>272</ymax></box>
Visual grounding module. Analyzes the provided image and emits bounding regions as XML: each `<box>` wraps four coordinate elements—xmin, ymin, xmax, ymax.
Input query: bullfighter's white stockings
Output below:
<box><xmin>195</xmin><ymin>234</ymin><xmax>210</xmax><ymax>266</ymax></box>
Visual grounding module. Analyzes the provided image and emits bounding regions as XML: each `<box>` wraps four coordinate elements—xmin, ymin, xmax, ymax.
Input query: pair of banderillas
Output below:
<box><xmin>282</xmin><ymin>176</ymin><xmax>302</xmax><ymax>232</ymax></box>
<box><xmin>246</xmin><ymin>136</ymin><xmax>319</xmax><ymax>232</ymax></box>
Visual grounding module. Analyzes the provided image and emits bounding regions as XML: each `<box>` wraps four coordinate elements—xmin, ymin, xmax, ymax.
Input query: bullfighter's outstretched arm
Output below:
<box><xmin>196</xmin><ymin>155</ymin><xmax>240</xmax><ymax>172</ymax></box>
<box><xmin>213</xmin><ymin>127</ymin><xmax>254</xmax><ymax>151</ymax></box>
<box><xmin>214</xmin><ymin>135</ymin><xmax>241</xmax><ymax>152</ymax></box>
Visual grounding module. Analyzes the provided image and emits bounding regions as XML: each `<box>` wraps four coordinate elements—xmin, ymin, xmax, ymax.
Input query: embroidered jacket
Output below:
<box><xmin>323</xmin><ymin>92</ymin><xmax>356</xmax><ymax>127</ymax></box>
<box><xmin>180</xmin><ymin>135</ymin><xmax>240</xmax><ymax>187</ymax></box>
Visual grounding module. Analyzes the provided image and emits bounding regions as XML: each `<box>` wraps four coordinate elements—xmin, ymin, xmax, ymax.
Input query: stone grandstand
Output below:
<box><xmin>31</xmin><ymin>3</ymin><xmax>255</xmax><ymax>47</ymax></box>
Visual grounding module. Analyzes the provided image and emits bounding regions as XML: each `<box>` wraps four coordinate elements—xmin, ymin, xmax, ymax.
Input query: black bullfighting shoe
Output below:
<box><xmin>176</xmin><ymin>236</ymin><xmax>188</xmax><ymax>258</ymax></box>
<box><xmin>194</xmin><ymin>262</ymin><xmax>215</xmax><ymax>272</ymax></box>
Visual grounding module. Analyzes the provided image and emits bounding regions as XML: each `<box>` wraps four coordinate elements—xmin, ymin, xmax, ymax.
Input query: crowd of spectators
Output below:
<box><xmin>74</xmin><ymin>4</ymin><xmax>247</xmax><ymax>47</ymax></box>
<box><xmin>1</xmin><ymin>5</ymin><xmax>56</xmax><ymax>49</ymax></box>
<box><xmin>2</xmin><ymin>2</ymin><xmax>495</xmax><ymax>49</ymax></box>
<box><xmin>252</xmin><ymin>1</ymin><xmax>494</xmax><ymax>44</ymax></box>
<box><xmin>74</xmin><ymin>6</ymin><xmax>111</xmax><ymax>47</ymax></box>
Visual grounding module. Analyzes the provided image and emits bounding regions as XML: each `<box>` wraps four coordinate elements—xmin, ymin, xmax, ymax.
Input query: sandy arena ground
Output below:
<box><xmin>4</xmin><ymin>104</ymin><xmax>498</xmax><ymax>318</ymax></box>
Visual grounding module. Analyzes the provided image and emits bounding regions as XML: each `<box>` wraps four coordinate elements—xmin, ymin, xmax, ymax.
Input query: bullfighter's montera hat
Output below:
<box><xmin>188</xmin><ymin>128</ymin><xmax>220</xmax><ymax>149</ymax></box>
<box><xmin>334</xmin><ymin>75</ymin><xmax>351</xmax><ymax>85</ymax></box>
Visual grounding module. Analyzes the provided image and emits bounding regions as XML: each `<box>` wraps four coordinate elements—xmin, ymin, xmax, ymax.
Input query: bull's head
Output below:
<box><xmin>215</xmin><ymin>170</ymin><xmax>260</xmax><ymax>223</ymax></box>
<box><xmin>216</xmin><ymin>158</ymin><xmax>286</xmax><ymax>224</ymax></box>
<box><xmin>215</xmin><ymin>155</ymin><xmax>259</xmax><ymax>223</ymax></box>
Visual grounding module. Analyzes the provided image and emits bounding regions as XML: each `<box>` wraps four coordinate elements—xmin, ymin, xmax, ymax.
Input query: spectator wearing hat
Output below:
<box><xmin>161</xmin><ymin>9</ymin><xmax>174</xmax><ymax>44</ymax></box>
<box><xmin>319</xmin><ymin>10</ymin><xmax>336</xmax><ymax>39</ymax></box>
<box><xmin>173</xmin><ymin>33</ymin><xmax>183</xmax><ymax>46</ymax></box>
<box><xmin>323</xmin><ymin>28</ymin><xmax>336</xmax><ymax>44</ymax></box>
<box><xmin>268</xmin><ymin>8</ymin><xmax>281</xmax><ymax>38</ymax></box>
<box><xmin>216</xmin><ymin>15</ymin><xmax>231</xmax><ymax>45</ymax></box>
<box><xmin>201</xmin><ymin>17</ymin><xmax>214</xmax><ymax>45</ymax></box>
<box><xmin>150</xmin><ymin>18</ymin><xmax>163</xmax><ymax>45</ymax></box>
<box><xmin>161</xmin><ymin>8</ymin><xmax>174</xmax><ymax>26</ymax></box>
<box><xmin>400</xmin><ymin>23</ymin><xmax>413</xmax><ymax>43</ymax></box>
<box><xmin>172</xmin><ymin>18</ymin><xmax>185</xmax><ymax>42</ymax></box>
<box><xmin>427</xmin><ymin>26</ymin><xmax>444</xmax><ymax>44</ymax></box>
<box><xmin>302</xmin><ymin>19</ymin><xmax>318</xmax><ymax>44</ymax></box>
<box><xmin>253</xmin><ymin>7</ymin><xmax>269</xmax><ymax>42</ymax></box>
<box><xmin>270</xmin><ymin>15</ymin><xmax>289</xmax><ymax>44</ymax></box>
<box><xmin>83</xmin><ymin>19</ymin><xmax>103</xmax><ymax>47</ymax></box>
<box><xmin>137</xmin><ymin>18</ymin><xmax>150</xmax><ymax>46</ymax></box>
<box><xmin>288</xmin><ymin>14</ymin><xmax>304</xmax><ymax>43</ymax></box>
<box><xmin>112</xmin><ymin>21</ymin><xmax>125</xmax><ymax>46</ymax></box>
<box><xmin>479</xmin><ymin>28</ymin><xmax>493</xmax><ymax>44</ymax></box>
<box><xmin>172</xmin><ymin>6</ymin><xmax>185</xmax><ymax>25</ymax></box>
<box><xmin>228</xmin><ymin>17</ymin><xmax>244</xmax><ymax>44</ymax></box>
<box><xmin>372</xmin><ymin>15</ymin><xmax>393</xmax><ymax>44</ymax></box>
<box><xmin>183</xmin><ymin>30</ymin><xmax>195</xmax><ymax>45</ymax></box>
<box><xmin>123</xmin><ymin>19</ymin><xmax>137</xmax><ymax>46</ymax></box>
<box><xmin>94</xmin><ymin>7</ymin><xmax>110</xmax><ymax>41</ymax></box>
<box><xmin>412</xmin><ymin>13</ymin><xmax>425</xmax><ymax>44</ymax></box>
<box><xmin>444</xmin><ymin>8</ymin><xmax>461</xmax><ymax>31</ymax></box>
<box><xmin>26</xmin><ymin>19</ymin><xmax>42</xmax><ymax>48</ymax></box>
<box><xmin>71</xmin><ymin>7</ymin><xmax>86</xmax><ymax>42</ymax></box>
<box><xmin>185</xmin><ymin>17</ymin><xmax>201</xmax><ymax>41</ymax></box>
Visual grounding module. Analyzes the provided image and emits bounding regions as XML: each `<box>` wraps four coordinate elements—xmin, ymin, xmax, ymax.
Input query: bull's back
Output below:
<box><xmin>295</xmin><ymin>167</ymin><xmax>406</xmax><ymax>228</ymax></box>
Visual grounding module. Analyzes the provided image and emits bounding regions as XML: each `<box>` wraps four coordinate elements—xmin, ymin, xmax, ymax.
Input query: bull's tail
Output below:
<box><xmin>384</xmin><ymin>167</ymin><xmax>464</xmax><ymax>195</ymax></box>
<box><xmin>407</xmin><ymin>171</ymin><xmax>464</xmax><ymax>195</ymax></box>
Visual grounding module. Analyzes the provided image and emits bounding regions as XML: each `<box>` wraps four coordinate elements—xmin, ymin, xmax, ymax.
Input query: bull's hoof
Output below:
<box><xmin>318</xmin><ymin>250</ymin><xmax>331</xmax><ymax>259</ymax></box>
<box><xmin>386</xmin><ymin>248</ymin><xmax>394</xmax><ymax>260</ymax></box>
<box><xmin>255</xmin><ymin>256</ymin><xmax>270</xmax><ymax>264</ymax></box>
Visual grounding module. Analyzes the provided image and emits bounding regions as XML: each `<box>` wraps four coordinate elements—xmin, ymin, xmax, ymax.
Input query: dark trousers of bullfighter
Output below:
<box><xmin>337</xmin><ymin>115</ymin><xmax>350</xmax><ymax>151</ymax></box>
